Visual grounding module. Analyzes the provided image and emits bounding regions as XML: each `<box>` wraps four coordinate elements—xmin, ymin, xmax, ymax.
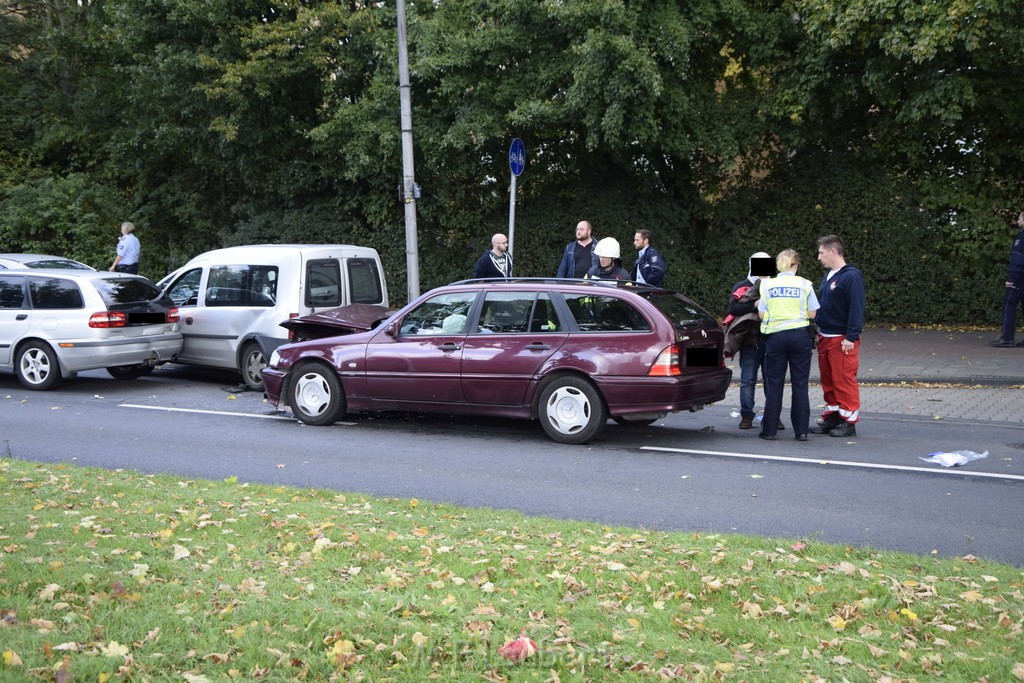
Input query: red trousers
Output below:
<box><xmin>817</xmin><ymin>335</ymin><xmax>860</xmax><ymax>423</ymax></box>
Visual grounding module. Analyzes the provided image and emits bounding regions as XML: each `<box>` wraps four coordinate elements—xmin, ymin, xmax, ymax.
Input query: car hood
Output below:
<box><xmin>280</xmin><ymin>304</ymin><xmax>395</xmax><ymax>334</ymax></box>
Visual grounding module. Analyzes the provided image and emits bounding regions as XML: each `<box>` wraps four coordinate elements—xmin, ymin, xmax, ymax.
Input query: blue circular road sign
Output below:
<box><xmin>509</xmin><ymin>138</ymin><xmax>526</xmax><ymax>177</ymax></box>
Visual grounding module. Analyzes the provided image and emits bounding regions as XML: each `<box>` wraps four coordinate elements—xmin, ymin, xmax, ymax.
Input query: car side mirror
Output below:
<box><xmin>384</xmin><ymin>323</ymin><xmax>397</xmax><ymax>338</ymax></box>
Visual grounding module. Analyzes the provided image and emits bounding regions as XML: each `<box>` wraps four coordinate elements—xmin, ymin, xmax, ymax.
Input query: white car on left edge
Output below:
<box><xmin>0</xmin><ymin>270</ymin><xmax>182</xmax><ymax>390</ymax></box>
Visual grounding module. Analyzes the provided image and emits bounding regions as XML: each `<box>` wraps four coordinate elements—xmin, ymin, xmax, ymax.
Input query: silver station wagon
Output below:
<box><xmin>0</xmin><ymin>270</ymin><xmax>183</xmax><ymax>390</ymax></box>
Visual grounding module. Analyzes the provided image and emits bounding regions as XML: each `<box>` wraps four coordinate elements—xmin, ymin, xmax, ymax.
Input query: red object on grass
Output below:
<box><xmin>498</xmin><ymin>631</ymin><xmax>539</xmax><ymax>662</ymax></box>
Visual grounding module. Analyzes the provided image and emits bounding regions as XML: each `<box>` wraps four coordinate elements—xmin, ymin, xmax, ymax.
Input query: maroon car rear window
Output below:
<box><xmin>641</xmin><ymin>291</ymin><xmax>715</xmax><ymax>328</ymax></box>
<box><xmin>562</xmin><ymin>293</ymin><xmax>650</xmax><ymax>332</ymax></box>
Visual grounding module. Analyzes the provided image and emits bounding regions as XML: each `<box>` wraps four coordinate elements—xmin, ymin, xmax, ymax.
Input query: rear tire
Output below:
<box><xmin>287</xmin><ymin>362</ymin><xmax>347</xmax><ymax>426</ymax></box>
<box><xmin>16</xmin><ymin>341</ymin><xmax>63</xmax><ymax>391</ymax></box>
<box><xmin>107</xmin><ymin>364</ymin><xmax>154</xmax><ymax>381</ymax></box>
<box><xmin>537</xmin><ymin>375</ymin><xmax>607</xmax><ymax>444</ymax></box>
<box><xmin>239</xmin><ymin>342</ymin><xmax>266</xmax><ymax>391</ymax></box>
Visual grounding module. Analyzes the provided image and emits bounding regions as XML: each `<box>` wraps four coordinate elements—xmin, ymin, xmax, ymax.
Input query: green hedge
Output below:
<box><xmin>462</xmin><ymin>153</ymin><xmax>1005</xmax><ymax>327</ymax></box>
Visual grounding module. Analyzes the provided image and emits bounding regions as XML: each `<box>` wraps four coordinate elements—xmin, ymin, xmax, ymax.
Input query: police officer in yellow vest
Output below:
<box><xmin>757</xmin><ymin>249</ymin><xmax>820</xmax><ymax>441</ymax></box>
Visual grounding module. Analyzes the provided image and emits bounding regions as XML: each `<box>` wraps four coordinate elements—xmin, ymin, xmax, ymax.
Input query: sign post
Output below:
<box><xmin>507</xmin><ymin>138</ymin><xmax>525</xmax><ymax>258</ymax></box>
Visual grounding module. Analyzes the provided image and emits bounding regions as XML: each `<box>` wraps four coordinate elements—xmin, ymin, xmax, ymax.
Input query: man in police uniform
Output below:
<box><xmin>990</xmin><ymin>211</ymin><xmax>1024</xmax><ymax>347</ymax></box>
<box><xmin>757</xmin><ymin>250</ymin><xmax>818</xmax><ymax>440</ymax></box>
<box><xmin>630</xmin><ymin>229</ymin><xmax>665</xmax><ymax>287</ymax></box>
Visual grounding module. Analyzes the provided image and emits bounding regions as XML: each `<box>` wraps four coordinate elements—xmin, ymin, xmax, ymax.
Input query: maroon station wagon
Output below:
<box><xmin>262</xmin><ymin>278</ymin><xmax>732</xmax><ymax>444</ymax></box>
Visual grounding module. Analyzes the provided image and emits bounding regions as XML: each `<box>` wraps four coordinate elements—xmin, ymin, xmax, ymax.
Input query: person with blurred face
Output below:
<box><xmin>725</xmin><ymin>251</ymin><xmax>776</xmax><ymax>430</ymax></box>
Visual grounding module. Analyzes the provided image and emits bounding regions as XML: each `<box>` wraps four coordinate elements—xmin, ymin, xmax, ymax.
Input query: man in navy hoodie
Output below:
<box><xmin>810</xmin><ymin>235</ymin><xmax>865</xmax><ymax>438</ymax></box>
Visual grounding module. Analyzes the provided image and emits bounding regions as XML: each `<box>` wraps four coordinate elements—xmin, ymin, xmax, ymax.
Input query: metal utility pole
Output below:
<box><xmin>397</xmin><ymin>0</ymin><xmax>420</xmax><ymax>301</ymax></box>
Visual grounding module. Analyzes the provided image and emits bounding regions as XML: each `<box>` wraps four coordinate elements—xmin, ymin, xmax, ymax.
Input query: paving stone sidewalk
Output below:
<box><xmin>724</xmin><ymin>326</ymin><xmax>1024</xmax><ymax>423</ymax></box>
<box><xmin>831</xmin><ymin>326</ymin><xmax>1024</xmax><ymax>386</ymax></box>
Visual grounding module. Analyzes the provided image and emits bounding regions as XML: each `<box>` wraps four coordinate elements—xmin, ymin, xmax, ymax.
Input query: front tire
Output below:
<box><xmin>239</xmin><ymin>342</ymin><xmax>266</xmax><ymax>391</ymax></box>
<box><xmin>16</xmin><ymin>341</ymin><xmax>63</xmax><ymax>391</ymax></box>
<box><xmin>107</xmin><ymin>364</ymin><xmax>154</xmax><ymax>381</ymax></box>
<box><xmin>537</xmin><ymin>375</ymin><xmax>607</xmax><ymax>444</ymax></box>
<box><xmin>287</xmin><ymin>362</ymin><xmax>347</xmax><ymax>426</ymax></box>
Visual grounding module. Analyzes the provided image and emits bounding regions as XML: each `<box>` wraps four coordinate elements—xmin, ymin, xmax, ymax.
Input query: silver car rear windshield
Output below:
<box><xmin>641</xmin><ymin>291</ymin><xmax>715</xmax><ymax>329</ymax></box>
<box><xmin>94</xmin><ymin>278</ymin><xmax>165</xmax><ymax>305</ymax></box>
<box><xmin>24</xmin><ymin>259</ymin><xmax>92</xmax><ymax>270</ymax></box>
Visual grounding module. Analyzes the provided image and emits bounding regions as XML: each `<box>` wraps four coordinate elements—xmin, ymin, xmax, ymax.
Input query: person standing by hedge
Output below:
<box><xmin>630</xmin><ymin>229</ymin><xmax>665</xmax><ymax>287</ymax></box>
<box><xmin>109</xmin><ymin>221</ymin><xmax>140</xmax><ymax>274</ymax></box>
<box><xmin>474</xmin><ymin>233</ymin><xmax>512</xmax><ymax>279</ymax></box>
<box><xmin>811</xmin><ymin>235</ymin><xmax>865</xmax><ymax>438</ymax></box>
<box><xmin>556</xmin><ymin>220</ymin><xmax>598</xmax><ymax>279</ymax></box>
<box><xmin>990</xmin><ymin>211</ymin><xmax>1024</xmax><ymax>348</ymax></box>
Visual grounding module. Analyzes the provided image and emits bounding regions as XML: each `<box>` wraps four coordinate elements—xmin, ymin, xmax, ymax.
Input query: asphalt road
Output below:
<box><xmin>4</xmin><ymin>364</ymin><xmax>1023</xmax><ymax>566</ymax></box>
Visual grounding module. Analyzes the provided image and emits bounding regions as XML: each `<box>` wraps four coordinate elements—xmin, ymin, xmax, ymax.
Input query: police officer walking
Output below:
<box><xmin>991</xmin><ymin>211</ymin><xmax>1024</xmax><ymax>347</ymax></box>
<box><xmin>757</xmin><ymin>249</ymin><xmax>819</xmax><ymax>441</ymax></box>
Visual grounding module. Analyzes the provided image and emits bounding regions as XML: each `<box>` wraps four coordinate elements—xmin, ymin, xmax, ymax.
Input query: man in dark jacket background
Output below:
<box><xmin>474</xmin><ymin>233</ymin><xmax>512</xmax><ymax>279</ymax></box>
<box><xmin>556</xmin><ymin>220</ymin><xmax>598</xmax><ymax>279</ymax></box>
<box><xmin>991</xmin><ymin>210</ymin><xmax>1024</xmax><ymax>348</ymax></box>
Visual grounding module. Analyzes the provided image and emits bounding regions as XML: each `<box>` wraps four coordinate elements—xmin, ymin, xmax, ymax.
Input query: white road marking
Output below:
<box><xmin>119</xmin><ymin>403</ymin><xmax>355</xmax><ymax>425</ymax></box>
<box><xmin>641</xmin><ymin>446</ymin><xmax>1024</xmax><ymax>481</ymax></box>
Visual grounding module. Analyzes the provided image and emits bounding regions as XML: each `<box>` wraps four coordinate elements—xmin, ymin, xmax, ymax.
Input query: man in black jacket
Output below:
<box><xmin>991</xmin><ymin>211</ymin><xmax>1024</xmax><ymax>348</ymax></box>
<box><xmin>474</xmin><ymin>233</ymin><xmax>512</xmax><ymax>279</ymax></box>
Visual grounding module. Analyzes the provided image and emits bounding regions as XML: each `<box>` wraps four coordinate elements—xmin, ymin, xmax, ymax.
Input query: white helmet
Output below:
<box><xmin>593</xmin><ymin>237</ymin><xmax>620</xmax><ymax>258</ymax></box>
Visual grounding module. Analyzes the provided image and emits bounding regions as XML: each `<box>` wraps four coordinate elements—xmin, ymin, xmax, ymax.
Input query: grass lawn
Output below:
<box><xmin>1</xmin><ymin>457</ymin><xmax>1022</xmax><ymax>681</ymax></box>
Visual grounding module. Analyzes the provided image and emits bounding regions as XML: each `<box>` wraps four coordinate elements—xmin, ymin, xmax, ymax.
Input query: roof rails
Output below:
<box><xmin>450</xmin><ymin>277</ymin><xmax>662</xmax><ymax>290</ymax></box>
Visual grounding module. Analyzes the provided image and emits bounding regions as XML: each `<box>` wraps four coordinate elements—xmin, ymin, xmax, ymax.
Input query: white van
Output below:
<box><xmin>158</xmin><ymin>244</ymin><xmax>388</xmax><ymax>390</ymax></box>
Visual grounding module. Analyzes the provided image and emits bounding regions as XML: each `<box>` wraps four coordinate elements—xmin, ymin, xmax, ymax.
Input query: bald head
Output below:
<box><xmin>491</xmin><ymin>233</ymin><xmax>509</xmax><ymax>254</ymax></box>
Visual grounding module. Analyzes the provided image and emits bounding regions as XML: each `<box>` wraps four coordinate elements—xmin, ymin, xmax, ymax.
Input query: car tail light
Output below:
<box><xmin>648</xmin><ymin>344</ymin><xmax>681</xmax><ymax>376</ymax></box>
<box><xmin>89</xmin><ymin>311</ymin><xmax>127</xmax><ymax>328</ymax></box>
<box><xmin>287</xmin><ymin>312</ymin><xmax>298</xmax><ymax>341</ymax></box>
<box><xmin>167</xmin><ymin>307</ymin><xmax>180</xmax><ymax>323</ymax></box>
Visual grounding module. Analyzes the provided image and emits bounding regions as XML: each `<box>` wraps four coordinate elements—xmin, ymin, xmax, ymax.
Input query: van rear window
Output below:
<box><xmin>206</xmin><ymin>265</ymin><xmax>278</xmax><ymax>307</ymax></box>
<box><xmin>348</xmin><ymin>258</ymin><xmax>384</xmax><ymax>305</ymax></box>
<box><xmin>306</xmin><ymin>260</ymin><xmax>342</xmax><ymax>308</ymax></box>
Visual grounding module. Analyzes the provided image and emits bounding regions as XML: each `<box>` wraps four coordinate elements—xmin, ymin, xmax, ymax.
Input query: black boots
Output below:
<box><xmin>809</xmin><ymin>414</ymin><xmax>842</xmax><ymax>434</ymax></box>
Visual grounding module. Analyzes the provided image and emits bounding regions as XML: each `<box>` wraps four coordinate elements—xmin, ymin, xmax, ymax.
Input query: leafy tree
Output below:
<box><xmin>767</xmin><ymin>0</ymin><xmax>1024</xmax><ymax>267</ymax></box>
